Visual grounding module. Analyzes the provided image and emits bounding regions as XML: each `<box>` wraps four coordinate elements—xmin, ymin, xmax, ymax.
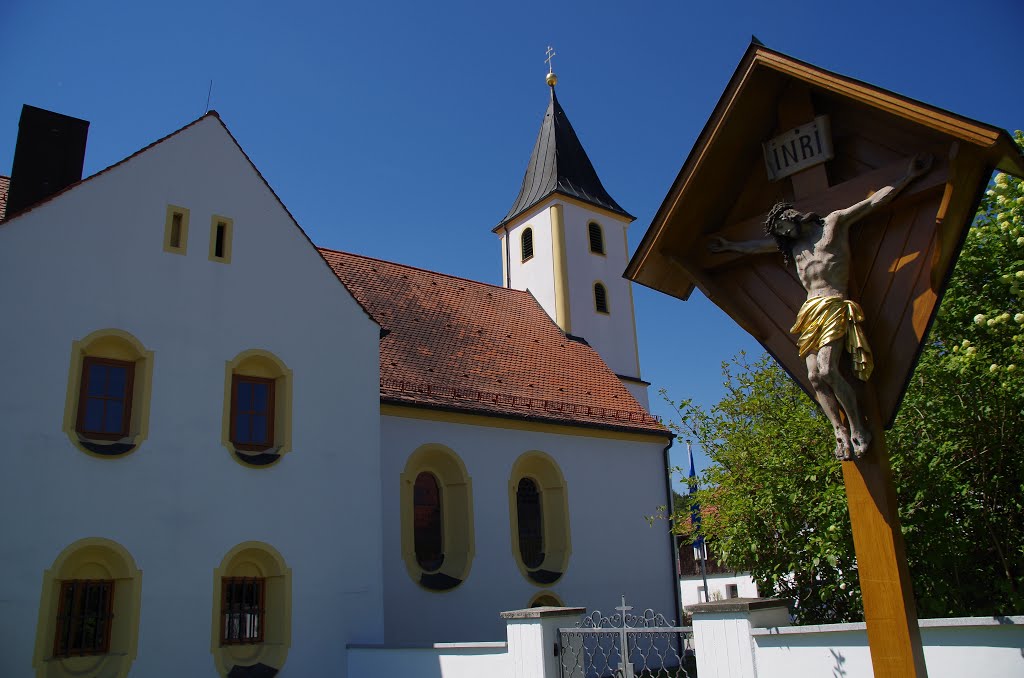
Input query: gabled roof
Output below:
<box><xmin>319</xmin><ymin>248</ymin><xmax>666</xmax><ymax>437</ymax></box>
<box><xmin>626</xmin><ymin>41</ymin><xmax>1024</xmax><ymax>301</ymax></box>
<box><xmin>0</xmin><ymin>110</ymin><xmax>377</xmax><ymax>323</ymax></box>
<box><xmin>497</xmin><ymin>88</ymin><xmax>633</xmax><ymax>229</ymax></box>
<box><xmin>625</xmin><ymin>42</ymin><xmax>1024</xmax><ymax>428</ymax></box>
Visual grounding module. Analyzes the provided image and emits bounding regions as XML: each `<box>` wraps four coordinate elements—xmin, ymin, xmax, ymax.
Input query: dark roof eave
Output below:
<box><xmin>493</xmin><ymin>189</ymin><xmax>635</xmax><ymax>232</ymax></box>
<box><xmin>381</xmin><ymin>395</ymin><xmax>670</xmax><ymax>439</ymax></box>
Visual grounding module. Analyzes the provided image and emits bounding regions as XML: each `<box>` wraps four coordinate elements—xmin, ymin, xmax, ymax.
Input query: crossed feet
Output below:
<box><xmin>834</xmin><ymin>425</ymin><xmax>872</xmax><ymax>461</ymax></box>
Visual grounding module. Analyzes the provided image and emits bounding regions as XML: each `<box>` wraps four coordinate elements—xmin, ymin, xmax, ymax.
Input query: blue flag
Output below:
<box><xmin>688</xmin><ymin>444</ymin><xmax>704</xmax><ymax>552</ymax></box>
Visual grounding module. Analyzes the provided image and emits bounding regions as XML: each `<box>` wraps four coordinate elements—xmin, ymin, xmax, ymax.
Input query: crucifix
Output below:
<box><xmin>627</xmin><ymin>41</ymin><xmax>1024</xmax><ymax>678</ymax></box>
<box><xmin>545</xmin><ymin>45</ymin><xmax>557</xmax><ymax>74</ymax></box>
<box><xmin>703</xmin><ymin>83</ymin><xmax>930</xmax><ymax>676</ymax></box>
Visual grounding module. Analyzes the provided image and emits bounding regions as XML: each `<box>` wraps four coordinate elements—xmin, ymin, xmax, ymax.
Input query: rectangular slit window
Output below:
<box><xmin>215</xmin><ymin>223</ymin><xmax>226</xmax><ymax>258</ymax></box>
<box><xmin>163</xmin><ymin>205</ymin><xmax>189</xmax><ymax>254</ymax></box>
<box><xmin>170</xmin><ymin>213</ymin><xmax>182</xmax><ymax>248</ymax></box>
<box><xmin>209</xmin><ymin>215</ymin><xmax>233</xmax><ymax>263</ymax></box>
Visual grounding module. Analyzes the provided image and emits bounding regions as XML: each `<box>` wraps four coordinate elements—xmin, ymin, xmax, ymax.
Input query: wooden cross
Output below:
<box><xmin>545</xmin><ymin>45</ymin><xmax>557</xmax><ymax>74</ymax></box>
<box><xmin>762</xmin><ymin>84</ymin><xmax>929</xmax><ymax>677</ymax></box>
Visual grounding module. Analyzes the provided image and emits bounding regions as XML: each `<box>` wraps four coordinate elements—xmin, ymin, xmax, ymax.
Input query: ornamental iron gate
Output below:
<box><xmin>558</xmin><ymin>596</ymin><xmax>695</xmax><ymax>678</ymax></box>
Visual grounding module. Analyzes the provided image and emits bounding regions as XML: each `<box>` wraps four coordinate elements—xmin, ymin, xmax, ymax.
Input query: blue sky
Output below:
<box><xmin>3</xmin><ymin>0</ymin><xmax>1022</xmax><ymax>482</ymax></box>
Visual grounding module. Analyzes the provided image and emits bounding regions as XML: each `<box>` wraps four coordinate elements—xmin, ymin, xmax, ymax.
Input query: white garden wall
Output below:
<box><xmin>752</xmin><ymin>616</ymin><xmax>1024</xmax><ymax>678</ymax></box>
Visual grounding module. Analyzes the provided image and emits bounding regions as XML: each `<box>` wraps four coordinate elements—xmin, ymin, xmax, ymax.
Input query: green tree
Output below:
<box><xmin>669</xmin><ymin>132</ymin><xmax>1024</xmax><ymax>624</ymax></box>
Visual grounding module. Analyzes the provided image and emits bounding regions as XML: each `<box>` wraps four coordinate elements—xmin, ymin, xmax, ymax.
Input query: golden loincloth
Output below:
<box><xmin>790</xmin><ymin>296</ymin><xmax>874</xmax><ymax>381</ymax></box>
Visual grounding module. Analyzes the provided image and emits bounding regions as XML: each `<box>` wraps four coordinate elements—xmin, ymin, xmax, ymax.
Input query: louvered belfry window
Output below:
<box><xmin>594</xmin><ymin>283</ymin><xmax>609</xmax><ymax>314</ymax></box>
<box><xmin>521</xmin><ymin>228</ymin><xmax>534</xmax><ymax>262</ymax></box>
<box><xmin>221</xmin><ymin>577</ymin><xmax>265</xmax><ymax>644</ymax></box>
<box><xmin>54</xmin><ymin>580</ymin><xmax>114</xmax><ymax>657</ymax></box>
<box><xmin>414</xmin><ymin>472</ymin><xmax>444</xmax><ymax>571</ymax></box>
<box><xmin>516</xmin><ymin>477</ymin><xmax>545</xmax><ymax>569</ymax></box>
<box><xmin>588</xmin><ymin>222</ymin><xmax>604</xmax><ymax>254</ymax></box>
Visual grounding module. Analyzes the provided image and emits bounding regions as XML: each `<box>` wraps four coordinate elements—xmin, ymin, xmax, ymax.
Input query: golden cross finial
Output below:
<box><xmin>545</xmin><ymin>46</ymin><xmax>558</xmax><ymax>87</ymax></box>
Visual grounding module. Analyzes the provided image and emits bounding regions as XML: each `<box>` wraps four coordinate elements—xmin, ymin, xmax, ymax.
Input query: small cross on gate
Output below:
<box><xmin>545</xmin><ymin>45</ymin><xmax>556</xmax><ymax>73</ymax></box>
<box><xmin>615</xmin><ymin>595</ymin><xmax>632</xmax><ymax>623</ymax></box>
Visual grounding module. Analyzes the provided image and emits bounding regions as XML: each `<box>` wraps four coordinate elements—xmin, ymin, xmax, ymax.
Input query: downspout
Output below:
<box><xmin>662</xmin><ymin>434</ymin><xmax>683</xmax><ymax>624</ymax></box>
<box><xmin>503</xmin><ymin>224</ymin><xmax>511</xmax><ymax>288</ymax></box>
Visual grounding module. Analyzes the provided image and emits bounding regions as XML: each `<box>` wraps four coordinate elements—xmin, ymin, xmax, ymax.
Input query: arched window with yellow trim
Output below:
<box><xmin>62</xmin><ymin>329</ymin><xmax>154</xmax><ymax>458</ymax></box>
<box><xmin>211</xmin><ymin>542</ymin><xmax>292</xmax><ymax>677</ymax></box>
<box><xmin>33</xmin><ymin>538</ymin><xmax>142</xmax><ymax>678</ymax></box>
<box><xmin>521</xmin><ymin>228</ymin><xmax>534</xmax><ymax>262</ymax></box>
<box><xmin>222</xmin><ymin>350</ymin><xmax>293</xmax><ymax>467</ymax></box>
<box><xmin>509</xmin><ymin>451</ymin><xmax>570</xmax><ymax>585</ymax></box>
<box><xmin>594</xmin><ymin>282</ymin><xmax>609</xmax><ymax>314</ymax></box>
<box><xmin>588</xmin><ymin>222</ymin><xmax>605</xmax><ymax>254</ymax></box>
<box><xmin>529</xmin><ymin>592</ymin><xmax>565</xmax><ymax>608</ymax></box>
<box><xmin>400</xmin><ymin>444</ymin><xmax>474</xmax><ymax>591</ymax></box>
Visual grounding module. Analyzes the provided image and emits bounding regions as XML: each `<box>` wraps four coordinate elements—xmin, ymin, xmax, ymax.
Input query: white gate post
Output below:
<box><xmin>501</xmin><ymin>606</ymin><xmax>586</xmax><ymax>678</ymax></box>
<box><xmin>686</xmin><ymin>598</ymin><xmax>790</xmax><ymax>678</ymax></box>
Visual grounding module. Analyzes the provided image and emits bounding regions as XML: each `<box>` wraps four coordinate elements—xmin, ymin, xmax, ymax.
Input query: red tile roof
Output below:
<box><xmin>319</xmin><ymin>248</ymin><xmax>666</xmax><ymax>436</ymax></box>
<box><xmin>0</xmin><ymin>175</ymin><xmax>9</xmax><ymax>221</ymax></box>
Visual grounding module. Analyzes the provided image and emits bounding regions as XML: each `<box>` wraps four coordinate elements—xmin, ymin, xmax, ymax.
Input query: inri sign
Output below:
<box><xmin>763</xmin><ymin>115</ymin><xmax>834</xmax><ymax>181</ymax></box>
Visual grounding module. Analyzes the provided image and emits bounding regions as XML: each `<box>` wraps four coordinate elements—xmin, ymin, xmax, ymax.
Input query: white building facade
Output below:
<box><xmin>0</xmin><ymin>83</ymin><xmax>676</xmax><ymax>678</ymax></box>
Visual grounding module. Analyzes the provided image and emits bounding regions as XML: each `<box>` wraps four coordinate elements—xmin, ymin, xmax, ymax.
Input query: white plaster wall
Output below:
<box><xmin>621</xmin><ymin>380</ymin><xmax>650</xmax><ymax>411</ymax></box>
<box><xmin>691</xmin><ymin>613</ymin><xmax>757</xmax><ymax>678</ymax></box>
<box><xmin>0</xmin><ymin>116</ymin><xmax>384</xmax><ymax>676</ymax></box>
<box><xmin>751</xmin><ymin>617</ymin><xmax>1024</xmax><ymax>678</ymax></box>
<box><xmin>680</xmin><ymin>572</ymin><xmax>759</xmax><ymax>607</ymax></box>
<box><xmin>559</xmin><ymin>202</ymin><xmax>641</xmax><ymax>382</ymax></box>
<box><xmin>380</xmin><ymin>414</ymin><xmax>676</xmax><ymax>643</ymax></box>
<box><xmin>503</xmin><ymin>207</ymin><xmax>556</xmax><ymax>319</ymax></box>
<box><xmin>502</xmin><ymin>198</ymin><xmax>648</xmax><ymax>408</ymax></box>
<box><xmin>348</xmin><ymin>643</ymin><xmax>511</xmax><ymax>678</ymax></box>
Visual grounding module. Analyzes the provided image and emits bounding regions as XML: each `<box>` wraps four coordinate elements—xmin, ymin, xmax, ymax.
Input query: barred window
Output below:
<box><xmin>221</xmin><ymin>577</ymin><xmax>265</xmax><ymax>645</ymax></box>
<box><xmin>594</xmin><ymin>283</ymin><xmax>609</xmax><ymax>314</ymax></box>
<box><xmin>516</xmin><ymin>477</ymin><xmax>544</xmax><ymax>569</ymax></box>
<box><xmin>230</xmin><ymin>375</ymin><xmax>275</xmax><ymax>451</ymax></box>
<box><xmin>588</xmin><ymin>222</ymin><xmax>604</xmax><ymax>254</ymax></box>
<box><xmin>77</xmin><ymin>357</ymin><xmax>135</xmax><ymax>440</ymax></box>
<box><xmin>54</xmin><ymin>580</ymin><xmax>114</xmax><ymax>657</ymax></box>
<box><xmin>414</xmin><ymin>472</ymin><xmax>444</xmax><ymax>572</ymax></box>
<box><xmin>521</xmin><ymin>228</ymin><xmax>534</xmax><ymax>262</ymax></box>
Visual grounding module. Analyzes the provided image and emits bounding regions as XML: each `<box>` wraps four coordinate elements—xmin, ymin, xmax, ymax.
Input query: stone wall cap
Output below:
<box><xmin>685</xmin><ymin>597</ymin><xmax>792</xmax><ymax>614</ymax></box>
<box><xmin>501</xmin><ymin>606</ymin><xmax>588</xmax><ymax>619</ymax></box>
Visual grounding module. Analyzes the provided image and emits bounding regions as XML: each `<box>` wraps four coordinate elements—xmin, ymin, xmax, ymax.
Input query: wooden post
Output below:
<box><xmin>841</xmin><ymin>385</ymin><xmax>928</xmax><ymax>677</ymax></box>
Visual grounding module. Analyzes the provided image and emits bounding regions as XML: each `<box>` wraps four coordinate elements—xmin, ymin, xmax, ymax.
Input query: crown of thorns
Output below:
<box><xmin>764</xmin><ymin>201</ymin><xmax>796</xmax><ymax>234</ymax></box>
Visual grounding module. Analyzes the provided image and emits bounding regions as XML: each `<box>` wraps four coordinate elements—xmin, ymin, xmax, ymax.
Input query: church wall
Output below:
<box><xmin>0</xmin><ymin>117</ymin><xmax>384</xmax><ymax>676</ymax></box>
<box><xmin>559</xmin><ymin>201</ymin><xmax>642</xmax><ymax>382</ymax></box>
<box><xmin>380</xmin><ymin>412</ymin><xmax>675</xmax><ymax>644</ymax></box>
<box><xmin>503</xmin><ymin>206</ymin><xmax>556</xmax><ymax>318</ymax></box>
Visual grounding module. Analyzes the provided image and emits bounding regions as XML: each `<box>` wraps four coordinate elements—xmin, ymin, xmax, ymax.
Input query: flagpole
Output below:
<box><xmin>688</xmin><ymin>440</ymin><xmax>710</xmax><ymax>603</ymax></box>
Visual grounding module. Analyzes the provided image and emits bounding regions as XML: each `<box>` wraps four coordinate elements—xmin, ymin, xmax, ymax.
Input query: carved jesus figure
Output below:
<box><xmin>709</xmin><ymin>154</ymin><xmax>932</xmax><ymax>460</ymax></box>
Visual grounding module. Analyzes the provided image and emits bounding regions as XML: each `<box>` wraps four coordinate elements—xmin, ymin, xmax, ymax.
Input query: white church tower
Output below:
<box><xmin>494</xmin><ymin>66</ymin><xmax>649</xmax><ymax>408</ymax></box>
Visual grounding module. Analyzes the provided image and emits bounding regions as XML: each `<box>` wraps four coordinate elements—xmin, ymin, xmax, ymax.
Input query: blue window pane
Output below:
<box><xmin>84</xmin><ymin>398</ymin><xmax>104</xmax><ymax>431</ymax></box>
<box><xmin>237</xmin><ymin>382</ymin><xmax>252</xmax><ymax>410</ymax></box>
<box><xmin>104</xmin><ymin>403</ymin><xmax>124</xmax><ymax>433</ymax></box>
<box><xmin>252</xmin><ymin>415</ymin><xmax>268</xmax><ymax>444</ymax></box>
<box><xmin>235</xmin><ymin>414</ymin><xmax>251</xmax><ymax>443</ymax></box>
<box><xmin>106</xmin><ymin>366</ymin><xmax>127</xmax><ymax>397</ymax></box>
<box><xmin>252</xmin><ymin>383</ymin><xmax>268</xmax><ymax>412</ymax></box>
<box><xmin>87</xmin><ymin>364</ymin><xmax>107</xmax><ymax>396</ymax></box>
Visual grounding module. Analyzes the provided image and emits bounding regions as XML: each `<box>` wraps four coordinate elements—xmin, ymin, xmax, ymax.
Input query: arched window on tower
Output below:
<box><xmin>594</xmin><ymin>282</ymin><xmax>609</xmax><ymax>314</ymax></box>
<box><xmin>588</xmin><ymin>222</ymin><xmax>605</xmax><ymax>254</ymax></box>
<box><xmin>521</xmin><ymin>228</ymin><xmax>534</xmax><ymax>262</ymax></box>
